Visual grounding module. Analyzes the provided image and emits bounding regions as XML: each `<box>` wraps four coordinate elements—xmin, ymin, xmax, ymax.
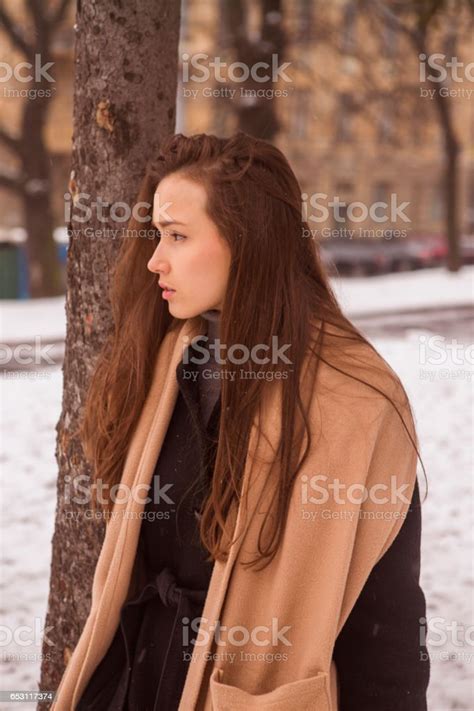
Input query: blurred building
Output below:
<box><xmin>0</xmin><ymin>0</ymin><xmax>472</xmax><ymax>245</ymax></box>
<box><xmin>177</xmin><ymin>0</ymin><xmax>474</xmax><ymax>242</ymax></box>
<box><xmin>0</xmin><ymin>2</ymin><xmax>74</xmax><ymax>236</ymax></box>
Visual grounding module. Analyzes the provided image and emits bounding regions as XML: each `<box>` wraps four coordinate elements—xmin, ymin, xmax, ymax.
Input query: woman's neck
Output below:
<box><xmin>199</xmin><ymin>308</ymin><xmax>221</xmax><ymax>343</ymax></box>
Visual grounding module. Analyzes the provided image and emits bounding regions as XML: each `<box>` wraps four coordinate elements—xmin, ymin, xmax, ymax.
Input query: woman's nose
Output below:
<box><xmin>148</xmin><ymin>258</ymin><xmax>167</xmax><ymax>275</ymax></box>
<box><xmin>147</xmin><ymin>246</ymin><xmax>168</xmax><ymax>274</ymax></box>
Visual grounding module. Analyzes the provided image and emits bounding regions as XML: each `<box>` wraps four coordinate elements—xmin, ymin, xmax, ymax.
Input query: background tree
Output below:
<box><xmin>365</xmin><ymin>0</ymin><xmax>473</xmax><ymax>271</ymax></box>
<box><xmin>38</xmin><ymin>0</ymin><xmax>181</xmax><ymax>705</ymax></box>
<box><xmin>219</xmin><ymin>0</ymin><xmax>286</xmax><ymax>140</ymax></box>
<box><xmin>0</xmin><ymin>0</ymin><xmax>71</xmax><ymax>296</ymax></box>
<box><xmin>303</xmin><ymin>0</ymin><xmax>472</xmax><ymax>271</ymax></box>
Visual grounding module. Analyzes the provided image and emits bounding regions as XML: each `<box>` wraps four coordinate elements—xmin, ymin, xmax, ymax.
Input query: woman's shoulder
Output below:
<box><xmin>306</xmin><ymin>317</ymin><xmax>413</xmax><ymax>431</ymax></box>
<box><xmin>297</xmin><ymin>320</ymin><xmax>419</xmax><ymax>483</ymax></box>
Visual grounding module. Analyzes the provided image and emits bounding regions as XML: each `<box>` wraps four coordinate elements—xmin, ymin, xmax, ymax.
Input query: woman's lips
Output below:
<box><xmin>159</xmin><ymin>282</ymin><xmax>176</xmax><ymax>299</ymax></box>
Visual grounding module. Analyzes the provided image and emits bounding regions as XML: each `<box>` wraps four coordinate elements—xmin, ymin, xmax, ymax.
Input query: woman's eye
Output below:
<box><xmin>153</xmin><ymin>228</ymin><xmax>185</xmax><ymax>242</ymax></box>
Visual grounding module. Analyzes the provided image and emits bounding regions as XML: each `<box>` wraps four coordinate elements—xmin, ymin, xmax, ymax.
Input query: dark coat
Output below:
<box><xmin>75</xmin><ymin>335</ymin><xmax>430</xmax><ymax>711</ymax></box>
<box><xmin>76</xmin><ymin>344</ymin><xmax>221</xmax><ymax>711</ymax></box>
<box><xmin>78</xmin><ymin>340</ymin><xmax>429</xmax><ymax>711</ymax></box>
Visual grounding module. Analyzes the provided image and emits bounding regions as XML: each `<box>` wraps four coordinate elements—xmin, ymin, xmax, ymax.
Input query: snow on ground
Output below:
<box><xmin>0</xmin><ymin>297</ymin><xmax>66</xmax><ymax>344</ymax></box>
<box><xmin>1</xmin><ymin>266</ymin><xmax>473</xmax><ymax>343</ymax></box>
<box><xmin>332</xmin><ymin>265</ymin><xmax>474</xmax><ymax>316</ymax></box>
<box><xmin>0</xmin><ymin>267</ymin><xmax>473</xmax><ymax>709</ymax></box>
<box><xmin>0</xmin><ymin>369</ymin><xmax>61</xmax><ymax>710</ymax></box>
<box><xmin>372</xmin><ymin>332</ymin><xmax>474</xmax><ymax>710</ymax></box>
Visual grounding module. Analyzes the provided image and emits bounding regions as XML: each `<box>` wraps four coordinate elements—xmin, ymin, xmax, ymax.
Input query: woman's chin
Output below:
<box><xmin>166</xmin><ymin>303</ymin><xmax>196</xmax><ymax>320</ymax></box>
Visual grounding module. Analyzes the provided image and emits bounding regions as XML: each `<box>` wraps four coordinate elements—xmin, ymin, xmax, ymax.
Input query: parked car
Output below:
<box><xmin>422</xmin><ymin>235</ymin><xmax>449</xmax><ymax>266</ymax></box>
<box><xmin>381</xmin><ymin>238</ymin><xmax>442</xmax><ymax>272</ymax></box>
<box><xmin>415</xmin><ymin>234</ymin><xmax>474</xmax><ymax>266</ymax></box>
<box><xmin>320</xmin><ymin>238</ymin><xmax>389</xmax><ymax>276</ymax></box>
<box><xmin>460</xmin><ymin>236</ymin><xmax>474</xmax><ymax>264</ymax></box>
<box><xmin>319</xmin><ymin>233</ymin><xmax>457</xmax><ymax>276</ymax></box>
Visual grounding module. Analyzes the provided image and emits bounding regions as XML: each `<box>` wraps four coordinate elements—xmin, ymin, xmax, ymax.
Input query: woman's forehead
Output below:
<box><xmin>153</xmin><ymin>175</ymin><xmax>207</xmax><ymax>225</ymax></box>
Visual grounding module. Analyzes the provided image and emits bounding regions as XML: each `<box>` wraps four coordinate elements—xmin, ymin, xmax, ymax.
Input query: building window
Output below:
<box><xmin>373</xmin><ymin>181</ymin><xmax>392</xmax><ymax>207</ymax></box>
<box><xmin>430</xmin><ymin>182</ymin><xmax>444</xmax><ymax>221</ymax></box>
<box><xmin>335</xmin><ymin>93</ymin><xmax>355</xmax><ymax>142</ymax></box>
<box><xmin>295</xmin><ymin>0</ymin><xmax>314</xmax><ymax>42</ymax></box>
<box><xmin>334</xmin><ymin>181</ymin><xmax>354</xmax><ymax>232</ymax></box>
<box><xmin>443</xmin><ymin>17</ymin><xmax>457</xmax><ymax>61</ymax></box>
<box><xmin>342</xmin><ymin>1</ymin><xmax>356</xmax><ymax>54</ymax></box>
<box><xmin>213</xmin><ymin>97</ymin><xmax>233</xmax><ymax>136</ymax></box>
<box><xmin>181</xmin><ymin>0</ymin><xmax>191</xmax><ymax>41</ymax></box>
<box><xmin>378</xmin><ymin>100</ymin><xmax>395</xmax><ymax>143</ymax></box>
<box><xmin>466</xmin><ymin>171</ymin><xmax>474</xmax><ymax>234</ymax></box>
<box><xmin>411</xmin><ymin>182</ymin><xmax>422</xmax><ymax>228</ymax></box>
<box><xmin>289</xmin><ymin>89</ymin><xmax>311</xmax><ymax>139</ymax></box>
<box><xmin>382</xmin><ymin>23</ymin><xmax>397</xmax><ymax>57</ymax></box>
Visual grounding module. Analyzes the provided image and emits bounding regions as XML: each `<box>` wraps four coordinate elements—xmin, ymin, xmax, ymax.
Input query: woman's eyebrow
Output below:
<box><xmin>151</xmin><ymin>219</ymin><xmax>187</xmax><ymax>229</ymax></box>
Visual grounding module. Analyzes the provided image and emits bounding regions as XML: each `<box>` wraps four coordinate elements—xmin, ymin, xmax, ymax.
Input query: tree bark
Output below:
<box><xmin>38</xmin><ymin>0</ymin><xmax>180</xmax><ymax>706</ymax></box>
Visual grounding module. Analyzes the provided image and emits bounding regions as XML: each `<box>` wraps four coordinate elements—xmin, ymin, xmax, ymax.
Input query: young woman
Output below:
<box><xmin>53</xmin><ymin>132</ymin><xmax>430</xmax><ymax>710</ymax></box>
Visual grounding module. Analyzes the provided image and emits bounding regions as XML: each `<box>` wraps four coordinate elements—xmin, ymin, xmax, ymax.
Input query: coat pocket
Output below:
<box><xmin>209</xmin><ymin>667</ymin><xmax>331</xmax><ymax>710</ymax></box>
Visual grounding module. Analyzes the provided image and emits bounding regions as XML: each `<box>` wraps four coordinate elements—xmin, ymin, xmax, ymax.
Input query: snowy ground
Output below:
<box><xmin>0</xmin><ymin>370</ymin><xmax>61</xmax><ymax>710</ymax></box>
<box><xmin>1</xmin><ymin>266</ymin><xmax>473</xmax><ymax>343</ymax></box>
<box><xmin>0</xmin><ymin>268</ymin><xmax>473</xmax><ymax>710</ymax></box>
<box><xmin>374</xmin><ymin>332</ymin><xmax>473</xmax><ymax>710</ymax></box>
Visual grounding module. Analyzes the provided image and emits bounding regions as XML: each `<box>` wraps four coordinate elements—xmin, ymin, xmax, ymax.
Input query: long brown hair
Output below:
<box><xmin>80</xmin><ymin>131</ymin><xmax>427</xmax><ymax>570</ymax></box>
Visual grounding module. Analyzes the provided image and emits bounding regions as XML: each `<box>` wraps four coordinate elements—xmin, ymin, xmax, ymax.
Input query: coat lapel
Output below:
<box><xmin>178</xmin><ymin>373</ymin><xmax>283</xmax><ymax>710</ymax></box>
<box><xmin>64</xmin><ymin>316</ymin><xmax>207</xmax><ymax>709</ymax></box>
<box><xmin>54</xmin><ymin>314</ymin><xmax>283</xmax><ymax>711</ymax></box>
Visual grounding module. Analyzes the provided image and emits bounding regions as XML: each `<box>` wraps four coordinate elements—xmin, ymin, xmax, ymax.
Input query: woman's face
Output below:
<box><xmin>147</xmin><ymin>173</ymin><xmax>232</xmax><ymax>319</ymax></box>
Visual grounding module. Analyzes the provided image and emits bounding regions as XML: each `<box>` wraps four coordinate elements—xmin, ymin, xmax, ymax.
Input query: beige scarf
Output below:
<box><xmin>52</xmin><ymin>315</ymin><xmax>418</xmax><ymax>710</ymax></box>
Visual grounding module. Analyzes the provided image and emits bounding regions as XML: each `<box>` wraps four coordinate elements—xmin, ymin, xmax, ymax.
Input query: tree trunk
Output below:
<box><xmin>38</xmin><ymin>1</ymin><xmax>180</xmax><ymax>706</ymax></box>
<box><xmin>433</xmin><ymin>87</ymin><xmax>461</xmax><ymax>272</ymax></box>
<box><xmin>416</xmin><ymin>35</ymin><xmax>461</xmax><ymax>272</ymax></box>
<box><xmin>221</xmin><ymin>0</ymin><xmax>285</xmax><ymax>140</ymax></box>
